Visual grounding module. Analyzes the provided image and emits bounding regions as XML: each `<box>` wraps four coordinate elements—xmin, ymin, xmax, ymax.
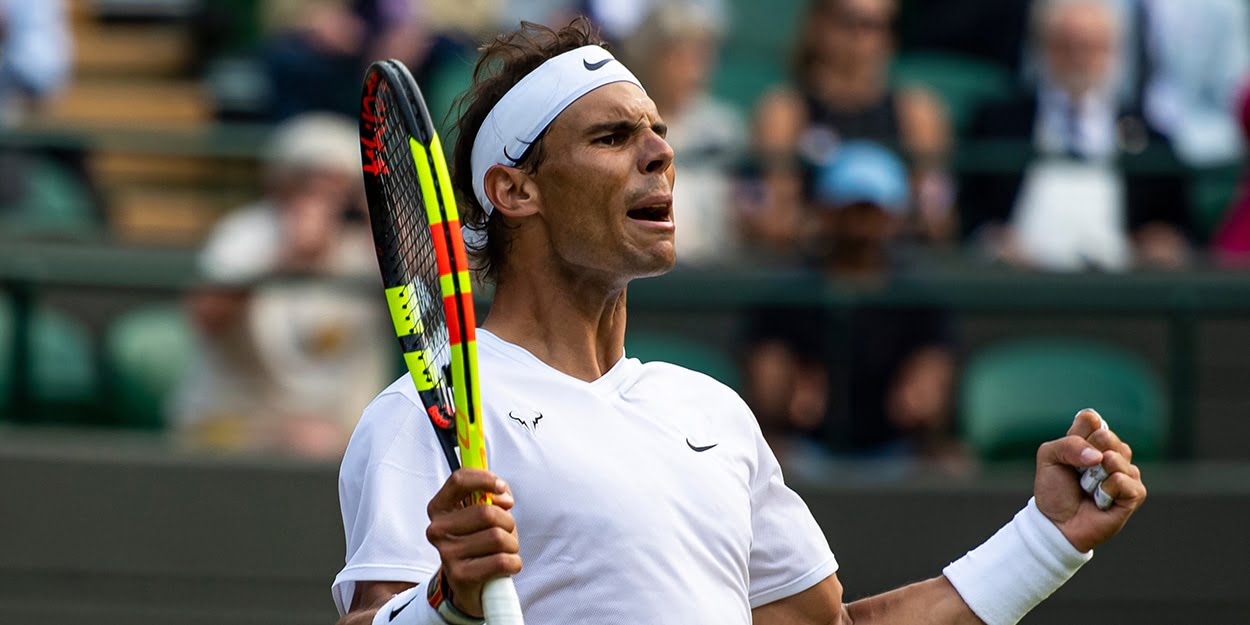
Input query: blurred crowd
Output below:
<box><xmin>2</xmin><ymin>0</ymin><xmax>1249</xmax><ymax>465</ymax></box>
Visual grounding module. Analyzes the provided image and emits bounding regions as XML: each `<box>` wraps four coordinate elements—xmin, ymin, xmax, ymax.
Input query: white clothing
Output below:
<box><xmin>1126</xmin><ymin>0</ymin><xmax>1250</xmax><ymax>164</ymax></box>
<box><xmin>334</xmin><ymin>329</ymin><xmax>838</xmax><ymax>621</ymax></box>
<box><xmin>1012</xmin><ymin>159</ymin><xmax>1130</xmax><ymax>272</ymax></box>
<box><xmin>667</xmin><ymin>94</ymin><xmax>746</xmax><ymax>266</ymax></box>
<box><xmin>170</xmin><ymin>203</ymin><xmax>390</xmax><ymax>448</ymax></box>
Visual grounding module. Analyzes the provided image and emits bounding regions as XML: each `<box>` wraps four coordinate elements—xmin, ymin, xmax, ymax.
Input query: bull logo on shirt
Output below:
<box><xmin>507</xmin><ymin>409</ymin><xmax>543</xmax><ymax>434</ymax></box>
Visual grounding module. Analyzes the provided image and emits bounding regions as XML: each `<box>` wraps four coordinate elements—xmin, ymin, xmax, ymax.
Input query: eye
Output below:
<box><xmin>594</xmin><ymin>132</ymin><xmax>627</xmax><ymax>146</ymax></box>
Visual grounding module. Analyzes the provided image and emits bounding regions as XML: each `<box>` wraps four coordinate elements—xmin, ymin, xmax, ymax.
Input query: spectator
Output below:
<box><xmin>749</xmin><ymin>0</ymin><xmax>953</xmax><ymax>250</ymax></box>
<box><xmin>1119</xmin><ymin>0</ymin><xmax>1250</xmax><ymax>166</ymax></box>
<box><xmin>0</xmin><ymin>0</ymin><xmax>98</xmax><ymax>238</ymax></box>
<box><xmin>960</xmin><ymin>0</ymin><xmax>1193</xmax><ymax>271</ymax></box>
<box><xmin>742</xmin><ymin>142</ymin><xmax>961</xmax><ymax>476</ymax></box>
<box><xmin>171</xmin><ymin>114</ymin><xmax>392</xmax><ymax>458</ymax></box>
<box><xmin>620</xmin><ymin>2</ymin><xmax>744</xmax><ymax>265</ymax></box>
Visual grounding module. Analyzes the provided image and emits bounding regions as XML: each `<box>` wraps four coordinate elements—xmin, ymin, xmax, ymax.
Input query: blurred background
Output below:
<box><xmin>1</xmin><ymin>0</ymin><xmax>1248</xmax><ymax>623</ymax></box>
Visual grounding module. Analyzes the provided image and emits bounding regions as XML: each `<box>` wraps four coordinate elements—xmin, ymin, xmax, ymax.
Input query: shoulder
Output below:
<box><xmin>339</xmin><ymin>375</ymin><xmax>432</xmax><ymax>484</ymax></box>
<box><xmin>635</xmin><ymin>360</ymin><xmax>753</xmax><ymax>420</ymax></box>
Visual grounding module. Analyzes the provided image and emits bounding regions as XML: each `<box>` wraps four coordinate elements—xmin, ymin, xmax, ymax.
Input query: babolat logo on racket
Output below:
<box><xmin>359</xmin><ymin>71</ymin><xmax>390</xmax><ymax>176</ymax></box>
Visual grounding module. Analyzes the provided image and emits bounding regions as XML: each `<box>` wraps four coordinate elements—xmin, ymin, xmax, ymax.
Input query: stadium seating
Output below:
<box><xmin>959</xmin><ymin>338</ymin><xmax>1167</xmax><ymax>461</ymax></box>
<box><xmin>102</xmin><ymin>305</ymin><xmax>195</xmax><ymax>429</ymax></box>
<box><xmin>625</xmin><ymin>329</ymin><xmax>740</xmax><ymax>390</ymax></box>
<box><xmin>0</xmin><ymin>155</ymin><xmax>98</xmax><ymax>238</ymax></box>
<box><xmin>0</xmin><ymin>296</ymin><xmax>99</xmax><ymax>423</ymax></box>
<box><xmin>891</xmin><ymin>52</ymin><xmax>1014</xmax><ymax>133</ymax></box>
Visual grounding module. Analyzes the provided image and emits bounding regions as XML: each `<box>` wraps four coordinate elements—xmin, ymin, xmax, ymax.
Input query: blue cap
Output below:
<box><xmin>813</xmin><ymin>141</ymin><xmax>909</xmax><ymax>214</ymax></box>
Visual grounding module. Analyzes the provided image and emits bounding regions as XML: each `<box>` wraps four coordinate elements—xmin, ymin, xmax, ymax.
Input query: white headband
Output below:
<box><xmin>470</xmin><ymin>45</ymin><xmax>644</xmax><ymax>214</ymax></box>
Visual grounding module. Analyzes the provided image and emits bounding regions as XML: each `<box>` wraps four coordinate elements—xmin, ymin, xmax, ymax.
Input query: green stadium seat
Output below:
<box><xmin>710</xmin><ymin>53</ymin><xmax>784</xmax><ymax>116</ymax></box>
<box><xmin>625</xmin><ymin>329</ymin><xmax>740</xmax><ymax>390</ymax></box>
<box><xmin>102</xmin><ymin>305</ymin><xmax>196</xmax><ymax>429</ymax></box>
<box><xmin>0</xmin><ymin>156</ymin><xmax>98</xmax><ymax>239</ymax></box>
<box><xmin>891</xmin><ymin>52</ymin><xmax>1014</xmax><ymax>133</ymax></box>
<box><xmin>426</xmin><ymin>56</ymin><xmax>475</xmax><ymax>138</ymax></box>
<box><xmin>1189</xmin><ymin>164</ymin><xmax>1243</xmax><ymax>242</ymax></box>
<box><xmin>0</xmin><ymin>295</ymin><xmax>100</xmax><ymax>422</ymax></box>
<box><xmin>959</xmin><ymin>338</ymin><xmax>1166</xmax><ymax>461</ymax></box>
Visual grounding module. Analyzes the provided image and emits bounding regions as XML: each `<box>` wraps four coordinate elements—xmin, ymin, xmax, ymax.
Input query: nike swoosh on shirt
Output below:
<box><xmin>686</xmin><ymin>438</ymin><xmax>718</xmax><ymax>452</ymax></box>
<box><xmin>389</xmin><ymin>594</ymin><xmax>416</xmax><ymax>621</ymax></box>
<box><xmin>583</xmin><ymin>58</ymin><xmax>612</xmax><ymax>71</ymax></box>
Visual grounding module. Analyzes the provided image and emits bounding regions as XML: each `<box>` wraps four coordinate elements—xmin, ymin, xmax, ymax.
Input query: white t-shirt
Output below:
<box><xmin>334</xmin><ymin>329</ymin><xmax>838</xmax><ymax>621</ymax></box>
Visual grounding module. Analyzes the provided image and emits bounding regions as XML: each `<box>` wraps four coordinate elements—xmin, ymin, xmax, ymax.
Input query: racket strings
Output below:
<box><xmin>373</xmin><ymin>80</ymin><xmax>452</xmax><ymax>393</ymax></box>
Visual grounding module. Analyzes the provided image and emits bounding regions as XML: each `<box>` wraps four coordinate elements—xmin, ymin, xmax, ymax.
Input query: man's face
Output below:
<box><xmin>1042</xmin><ymin>3</ymin><xmax>1118</xmax><ymax>97</ymax></box>
<box><xmin>524</xmin><ymin>81</ymin><xmax>677</xmax><ymax>284</ymax></box>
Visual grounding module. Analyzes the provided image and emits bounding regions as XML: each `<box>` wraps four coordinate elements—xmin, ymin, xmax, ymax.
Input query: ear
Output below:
<box><xmin>483</xmin><ymin>164</ymin><xmax>540</xmax><ymax>218</ymax></box>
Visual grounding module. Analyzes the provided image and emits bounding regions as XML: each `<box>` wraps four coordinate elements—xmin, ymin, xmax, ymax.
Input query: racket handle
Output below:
<box><xmin>482</xmin><ymin>577</ymin><xmax>524</xmax><ymax>625</ymax></box>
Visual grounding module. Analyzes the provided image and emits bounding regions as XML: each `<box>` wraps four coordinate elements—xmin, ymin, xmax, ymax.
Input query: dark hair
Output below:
<box><xmin>450</xmin><ymin>17</ymin><xmax>609</xmax><ymax>282</ymax></box>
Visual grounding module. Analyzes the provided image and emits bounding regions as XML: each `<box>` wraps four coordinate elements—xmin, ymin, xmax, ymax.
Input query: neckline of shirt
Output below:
<box><xmin>477</xmin><ymin>327</ymin><xmax>640</xmax><ymax>396</ymax></box>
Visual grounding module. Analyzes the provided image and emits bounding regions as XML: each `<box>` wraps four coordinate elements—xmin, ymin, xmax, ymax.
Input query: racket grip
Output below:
<box><xmin>482</xmin><ymin>577</ymin><xmax>524</xmax><ymax>625</ymax></box>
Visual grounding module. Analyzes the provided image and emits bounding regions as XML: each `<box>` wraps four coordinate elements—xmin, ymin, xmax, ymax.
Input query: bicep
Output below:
<box><xmin>336</xmin><ymin>581</ymin><xmax>417</xmax><ymax>625</ymax></box>
<box><xmin>752</xmin><ymin>573</ymin><xmax>846</xmax><ymax>625</ymax></box>
<box><xmin>352</xmin><ymin>580</ymin><xmax>417</xmax><ymax>611</ymax></box>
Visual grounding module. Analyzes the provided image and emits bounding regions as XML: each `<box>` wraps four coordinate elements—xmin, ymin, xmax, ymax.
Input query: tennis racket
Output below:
<box><xmin>359</xmin><ymin>59</ymin><xmax>524</xmax><ymax>625</ymax></box>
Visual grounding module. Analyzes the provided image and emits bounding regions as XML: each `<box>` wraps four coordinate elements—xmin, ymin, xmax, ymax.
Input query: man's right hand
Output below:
<box><xmin>426</xmin><ymin>468</ymin><xmax>522</xmax><ymax>617</ymax></box>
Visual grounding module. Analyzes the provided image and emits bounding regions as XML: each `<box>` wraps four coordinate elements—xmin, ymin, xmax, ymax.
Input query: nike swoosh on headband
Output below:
<box><xmin>583</xmin><ymin>58</ymin><xmax>612</xmax><ymax>71</ymax></box>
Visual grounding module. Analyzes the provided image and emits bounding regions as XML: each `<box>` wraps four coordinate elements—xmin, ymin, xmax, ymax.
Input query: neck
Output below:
<box><xmin>810</xmin><ymin>61</ymin><xmax>884</xmax><ymax>108</ymax></box>
<box><xmin>483</xmin><ymin>263</ymin><xmax>630</xmax><ymax>383</ymax></box>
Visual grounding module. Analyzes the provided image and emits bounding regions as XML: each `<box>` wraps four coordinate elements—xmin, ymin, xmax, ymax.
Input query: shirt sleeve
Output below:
<box><xmin>332</xmin><ymin>387</ymin><xmax>450</xmax><ymax>615</ymax></box>
<box><xmin>745</xmin><ymin>405</ymin><xmax>840</xmax><ymax>608</ymax></box>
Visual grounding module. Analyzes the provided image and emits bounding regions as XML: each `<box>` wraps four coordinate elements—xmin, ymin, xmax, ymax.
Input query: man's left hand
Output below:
<box><xmin>1033</xmin><ymin>408</ymin><xmax>1147</xmax><ymax>553</ymax></box>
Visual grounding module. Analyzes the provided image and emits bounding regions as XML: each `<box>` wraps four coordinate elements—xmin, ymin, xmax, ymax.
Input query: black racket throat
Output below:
<box><xmin>359</xmin><ymin>59</ymin><xmax>461</xmax><ymax>473</ymax></box>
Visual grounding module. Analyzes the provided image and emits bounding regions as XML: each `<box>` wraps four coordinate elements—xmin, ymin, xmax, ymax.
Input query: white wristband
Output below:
<box><xmin>372</xmin><ymin>587</ymin><xmax>442</xmax><ymax>625</ymax></box>
<box><xmin>942</xmin><ymin>498</ymin><xmax>1093</xmax><ymax>625</ymax></box>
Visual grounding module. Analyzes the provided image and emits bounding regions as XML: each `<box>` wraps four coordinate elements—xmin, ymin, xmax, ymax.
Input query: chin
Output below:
<box><xmin>633</xmin><ymin>246</ymin><xmax>678</xmax><ymax>279</ymax></box>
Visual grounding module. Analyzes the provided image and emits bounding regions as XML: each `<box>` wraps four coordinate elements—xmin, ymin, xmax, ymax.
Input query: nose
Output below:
<box><xmin>638</xmin><ymin>129</ymin><xmax>674</xmax><ymax>176</ymax></box>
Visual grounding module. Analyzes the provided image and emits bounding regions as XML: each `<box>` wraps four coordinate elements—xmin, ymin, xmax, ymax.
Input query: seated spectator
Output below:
<box><xmin>1119</xmin><ymin>0</ymin><xmax>1250</xmax><ymax>166</ymax></box>
<box><xmin>171</xmin><ymin>114</ymin><xmax>392</xmax><ymax>458</ymax></box>
<box><xmin>961</xmin><ymin>0</ymin><xmax>1193</xmax><ymax>271</ymax></box>
<box><xmin>620</xmin><ymin>2</ymin><xmax>744</xmax><ymax>265</ymax></box>
<box><xmin>742</xmin><ymin>143</ymin><xmax>962</xmax><ymax>476</ymax></box>
<box><xmin>0</xmin><ymin>0</ymin><xmax>99</xmax><ymax>238</ymax></box>
<box><xmin>749</xmin><ymin>0</ymin><xmax>953</xmax><ymax>250</ymax></box>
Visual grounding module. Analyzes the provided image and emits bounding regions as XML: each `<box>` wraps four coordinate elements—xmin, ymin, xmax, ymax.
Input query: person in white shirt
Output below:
<box><xmin>335</xmin><ymin>18</ymin><xmax>1147</xmax><ymax>625</ymax></box>
<box><xmin>961</xmin><ymin>0</ymin><xmax>1194</xmax><ymax>271</ymax></box>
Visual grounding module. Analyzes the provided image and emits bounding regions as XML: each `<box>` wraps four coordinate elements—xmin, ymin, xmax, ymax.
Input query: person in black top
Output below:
<box><xmin>747</xmin><ymin>0</ymin><xmax>954</xmax><ymax>250</ymax></box>
<box><xmin>743</xmin><ymin>142</ymin><xmax>961</xmax><ymax>471</ymax></box>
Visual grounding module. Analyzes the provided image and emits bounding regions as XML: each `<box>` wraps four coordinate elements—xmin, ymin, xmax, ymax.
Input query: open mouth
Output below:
<box><xmin>626</xmin><ymin>202</ymin><xmax>672</xmax><ymax>222</ymax></box>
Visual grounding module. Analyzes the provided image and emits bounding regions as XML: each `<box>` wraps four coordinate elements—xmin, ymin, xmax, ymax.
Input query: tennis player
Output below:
<box><xmin>334</xmin><ymin>18</ymin><xmax>1146</xmax><ymax>625</ymax></box>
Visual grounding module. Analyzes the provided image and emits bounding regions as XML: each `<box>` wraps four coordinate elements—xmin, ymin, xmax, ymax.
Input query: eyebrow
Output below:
<box><xmin>584</xmin><ymin>118</ymin><xmax>668</xmax><ymax>138</ymax></box>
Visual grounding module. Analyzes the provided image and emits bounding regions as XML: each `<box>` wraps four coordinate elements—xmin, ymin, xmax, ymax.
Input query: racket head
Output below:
<box><xmin>359</xmin><ymin>60</ymin><xmax>489</xmax><ymax>479</ymax></box>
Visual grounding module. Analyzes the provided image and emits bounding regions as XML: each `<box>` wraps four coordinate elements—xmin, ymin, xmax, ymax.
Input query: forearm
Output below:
<box><xmin>845</xmin><ymin>576</ymin><xmax>981</xmax><ymax>625</ymax></box>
